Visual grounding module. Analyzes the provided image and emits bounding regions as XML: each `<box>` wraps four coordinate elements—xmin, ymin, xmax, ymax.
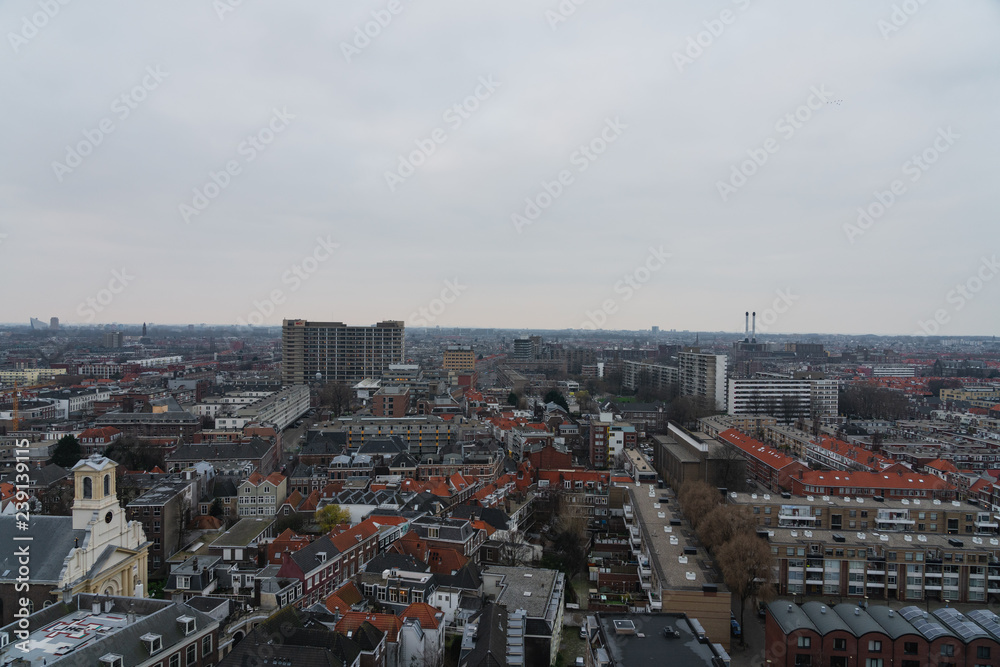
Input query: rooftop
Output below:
<box><xmin>596</xmin><ymin>613</ymin><xmax>726</xmax><ymax>666</ymax></box>
<box><xmin>627</xmin><ymin>484</ymin><xmax>725</xmax><ymax>593</ymax></box>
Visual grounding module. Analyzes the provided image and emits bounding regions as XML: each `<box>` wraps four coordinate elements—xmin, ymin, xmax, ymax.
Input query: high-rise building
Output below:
<box><xmin>727</xmin><ymin>377</ymin><xmax>838</xmax><ymax>422</ymax></box>
<box><xmin>49</xmin><ymin>317</ymin><xmax>59</xmax><ymax>330</ymax></box>
<box><xmin>281</xmin><ymin>320</ymin><xmax>405</xmax><ymax>384</ymax></box>
<box><xmin>678</xmin><ymin>350</ymin><xmax>728</xmax><ymax>411</ymax></box>
<box><xmin>102</xmin><ymin>331</ymin><xmax>123</xmax><ymax>348</ymax></box>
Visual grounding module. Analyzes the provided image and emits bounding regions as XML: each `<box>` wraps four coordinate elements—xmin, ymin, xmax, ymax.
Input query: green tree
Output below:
<box><xmin>316</xmin><ymin>504</ymin><xmax>351</xmax><ymax>532</ymax></box>
<box><xmin>543</xmin><ymin>389</ymin><xmax>569</xmax><ymax>412</ymax></box>
<box><xmin>51</xmin><ymin>435</ymin><xmax>82</xmax><ymax>468</ymax></box>
<box><xmin>209</xmin><ymin>498</ymin><xmax>224</xmax><ymax>518</ymax></box>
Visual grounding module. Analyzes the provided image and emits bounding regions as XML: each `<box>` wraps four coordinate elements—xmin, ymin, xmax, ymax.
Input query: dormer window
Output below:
<box><xmin>177</xmin><ymin>615</ymin><xmax>196</xmax><ymax>636</ymax></box>
<box><xmin>99</xmin><ymin>654</ymin><xmax>124</xmax><ymax>667</ymax></box>
<box><xmin>140</xmin><ymin>633</ymin><xmax>163</xmax><ymax>655</ymax></box>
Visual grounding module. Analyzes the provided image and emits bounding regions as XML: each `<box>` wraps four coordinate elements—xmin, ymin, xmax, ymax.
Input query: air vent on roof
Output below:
<box><xmin>873</xmin><ymin>495</ymin><xmax>884</xmax><ymax>502</ymax></box>
<box><xmin>948</xmin><ymin>538</ymin><xmax>964</xmax><ymax>548</ymax></box>
<box><xmin>781</xmin><ymin>492</ymin><xmax>791</xmax><ymax>499</ymax></box>
<box><xmin>683</xmin><ymin>546</ymin><xmax>697</xmax><ymax>555</ymax></box>
<box><xmin>832</xmin><ymin>534</ymin><xmax>845</xmax><ymax>543</ymax></box>
<box><xmin>670</xmin><ymin>519</ymin><xmax>682</xmax><ymax>526</ymax></box>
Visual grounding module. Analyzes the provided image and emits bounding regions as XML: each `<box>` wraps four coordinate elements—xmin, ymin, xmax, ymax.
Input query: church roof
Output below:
<box><xmin>0</xmin><ymin>515</ymin><xmax>85</xmax><ymax>583</ymax></box>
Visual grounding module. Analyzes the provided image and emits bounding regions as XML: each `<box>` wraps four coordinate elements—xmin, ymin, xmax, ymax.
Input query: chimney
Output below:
<box><xmin>92</xmin><ymin>598</ymin><xmax>102</xmax><ymax>615</ymax></box>
<box><xmin>752</xmin><ymin>312</ymin><xmax>756</xmax><ymax>342</ymax></box>
<box><xmin>745</xmin><ymin>311</ymin><xmax>749</xmax><ymax>341</ymax></box>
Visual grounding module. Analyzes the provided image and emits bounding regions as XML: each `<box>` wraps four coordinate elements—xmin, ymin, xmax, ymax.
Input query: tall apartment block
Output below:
<box><xmin>727</xmin><ymin>378</ymin><xmax>838</xmax><ymax>422</ymax></box>
<box><xmin>678</xmin><ymin>350</ymin><xmax>728</xmax><ymax>411</ymax></box>
<box><xmin>281</xmin><ymin>320</ymin><xmax>404</xmax><ymax>384</ymax></box>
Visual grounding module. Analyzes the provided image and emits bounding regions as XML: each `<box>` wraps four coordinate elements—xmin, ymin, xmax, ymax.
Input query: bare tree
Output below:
<box><xmin>498</xmin><ymin>530</ymin><xmax>535</xmax><ymax>567</ymax></box>
<box><xmin>696</xmin><ymin>505</ymin><xmax>757</xmax><ymax>553</ymax></box>
<box><xmin>319</xmin><ymin>381</ymin><xmax>351</xmax><ymax>417</ymax></box>
<box><xmin>678</xmin><ymin>480</ymin><xmax>720</xmax><ymax>530</ymax></box>
<box><xmin>716</xmin><ymin>532</ymin><xmax>776</xmax><ymax>639</ymax></box>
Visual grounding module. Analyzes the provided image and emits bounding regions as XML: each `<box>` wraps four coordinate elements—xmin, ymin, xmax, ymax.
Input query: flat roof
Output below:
<box><xmin>627</xmin><ymin>484</ymin><xmax>726</xmax><ymax>593</ymax></box>
<box><xmin>765</xmin><ymin>526</ymin><xmax>994</xmax><ymax>551</ymax></box>
<box><xmin>596</xmin><ymin>613</ymin><xmax>721</xmax><ymax>666</ymax></box>
<box><xmin>730</xmin><ymin>491</ymin><xmax>979</xmax><ymax>513</ymax></box>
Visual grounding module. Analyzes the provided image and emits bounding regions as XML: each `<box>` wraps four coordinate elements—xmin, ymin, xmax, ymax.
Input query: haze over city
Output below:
<box><xmin>3</xmin><ymin>1</ymin><xmax>999</xmax><ymax>334</ymax></box>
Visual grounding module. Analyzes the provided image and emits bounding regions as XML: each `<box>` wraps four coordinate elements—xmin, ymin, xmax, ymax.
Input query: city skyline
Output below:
<box><xmin>3</xmin><ymin>1</ymin><xmax>998</xmax><ymax>335</ymax></box>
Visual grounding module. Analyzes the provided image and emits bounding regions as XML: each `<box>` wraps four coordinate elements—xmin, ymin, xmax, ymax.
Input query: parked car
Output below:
<box><xmin>579</xmin><ymin>627</ymin><xmax>588</xmax><ymax>640</ymax></box>
<box><xmin>575</xmin><ymin>658</ymin><xmax>584</xmax><ymax>667</ymax></box>
<box><xmin>730</xmin><ymin>613</ymin><xmax>741</xmax><ymax>637</ymax></box>
<box><xmin>758</xmin><ymin>601</ymin><xmax>768</xmax><ymax>618</ymax></box>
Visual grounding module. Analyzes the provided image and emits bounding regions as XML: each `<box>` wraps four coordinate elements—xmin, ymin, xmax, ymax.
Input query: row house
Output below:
<box><xmin>717</xmin><ymin>428</ymin><xmax>810</xmax><ymax>493</ymax></box>
<box><xmin>276</xmin><ymin>518</ymin><xmax>382</xmax><ymax>608</ymax></box>
<box><xmin>767</xmin><ymin>600</ymin><xmax>1000</xmax><ymax>667</ymax></box>
<box><xmin>237</xmin><ymin>471</ymin><xmax>287</xmax><ymax>517</ymax></box>
<box><xmin>791</xmin><ymin>468</ymin><xmax>956</xmax><ymax>501</ymax></box>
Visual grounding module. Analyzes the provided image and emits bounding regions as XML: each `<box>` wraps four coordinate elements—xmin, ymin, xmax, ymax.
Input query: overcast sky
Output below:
<box><xmin>2</xmin><ymin>1</ymin><xmax>998</xmax><ymax>335</ymax></box>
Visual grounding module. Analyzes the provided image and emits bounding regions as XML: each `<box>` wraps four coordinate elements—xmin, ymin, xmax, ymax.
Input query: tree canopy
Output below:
<box><xmin>51</xmin><ymin>434</ymin><xmax>82</xmax><ymax>468</ymax></box>
<box><xmin>316</xmin><ymin>504</ymin><xmax>351</xmax><ymax>532</ymax></box>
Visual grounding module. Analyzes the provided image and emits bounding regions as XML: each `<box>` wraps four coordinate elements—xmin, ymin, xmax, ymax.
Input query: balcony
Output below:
<box><xmin>624</xmin><ymin>505</ymin><xmax>634</xmax><ymax>521</ymax></box>
<box><xmin>866</xmin><ymin>581</ymin><xmax>885</xmax><ymax>588</ymax></box>
<box><xmin>867</xmin><ymin>568</ymin><xmax>886</xmax><ymax>575</ymax></box>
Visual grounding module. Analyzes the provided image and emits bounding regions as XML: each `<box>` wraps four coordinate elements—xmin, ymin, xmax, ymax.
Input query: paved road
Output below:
<box><xmin>731</xmin><ymin>597</ymin><xmax>767</xmax><ymax>667</ymax></box>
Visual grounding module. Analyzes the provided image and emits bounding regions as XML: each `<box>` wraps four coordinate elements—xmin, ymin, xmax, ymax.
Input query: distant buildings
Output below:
<box><xmin>281</xmin><ymin>319</ymin><xmax>405</xmax><ymax>384</ymax></box>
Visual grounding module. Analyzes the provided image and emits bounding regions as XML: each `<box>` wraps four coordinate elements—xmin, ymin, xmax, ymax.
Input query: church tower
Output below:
<box><xmin>71</xmin><ymin>455</ymin><xmax>122</xmax><ymax>531</ymax></box>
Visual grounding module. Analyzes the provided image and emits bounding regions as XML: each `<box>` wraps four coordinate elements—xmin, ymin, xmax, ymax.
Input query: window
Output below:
<box><xmin>941</xmin><ymin>644</ymin><xmax>955</xmax><ymax>656</ymax></box>
<box><xmin>176</xmin><ymin>576</ymin><xmax>190</xmax><ymax>590</ymax></box>
<box><xmin>903</xmin><ymin>642</ymin><xmax>918</xmax><ymax>655</ymax></box>
<box><xmin>170</xmin><ymin>656</ymin><xmax>181</xmax><ymax>667</ymax></box>
<box><xmin>104</xmin><ymin>474</ymin><xmax>111</xmax><ymax>496</ymax></box>
<box><xmin>978</xmin><ymin>646</ymin><xmax>990</xmax><ymax>659</ymax></box>
<box><xmin>202</xmin><ymin>635</ymin><xmax>212</xmax><ymax>656</ymax></box>
<box><xmin>865</xmin><ymin>660</ymin><xmax>883</xmax><ymax>667</ymax></box>
<box><xmin>833</xmin><ymin>638</ymin><xmax>847</xmax><ymax>651</ymax></box>
<box><xmin>868</xmin><ymin>640</ymin><xmax>882</xmax><ymax>653</ymax></box>
<box><xmin>797</xmin><ymin>636</ymin><xmax>811</xmax><ymax>648</ymax></box>
<box><xmin>83</xmin><ymin>476</ymin><xmax>93</xmax><ymax>499</ymax></box>
<box><xmin>186</xmin><ymin>644</ymin><xmax>197</xmax><ymax>665</ymax></box>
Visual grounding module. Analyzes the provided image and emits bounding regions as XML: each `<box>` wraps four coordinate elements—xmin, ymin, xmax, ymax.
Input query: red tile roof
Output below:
<box><xmin>400</xmin><ymin>602</ymin><xmax>443</xmax><ymax>630</ymax></box>
<box><xmin>718</xmin><ymin>429</ymin><xmax>800</xmax><ymax>470</ymax></box>
<box><xmin>336</xmin><ymin>613</ymin><xmax>402</xmax><ymax>643</ymax></box>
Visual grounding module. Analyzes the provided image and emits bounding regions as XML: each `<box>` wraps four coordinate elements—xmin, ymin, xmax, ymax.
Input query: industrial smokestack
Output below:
<box><xmin>745</xmin><ymin>311</ymin><xmax>749</xmax><ymax>341</ymax></box>
<box><xmin>752</xmin><ymin>311</ymin><xmax>756</xmax><ymax>342</ymax></box>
